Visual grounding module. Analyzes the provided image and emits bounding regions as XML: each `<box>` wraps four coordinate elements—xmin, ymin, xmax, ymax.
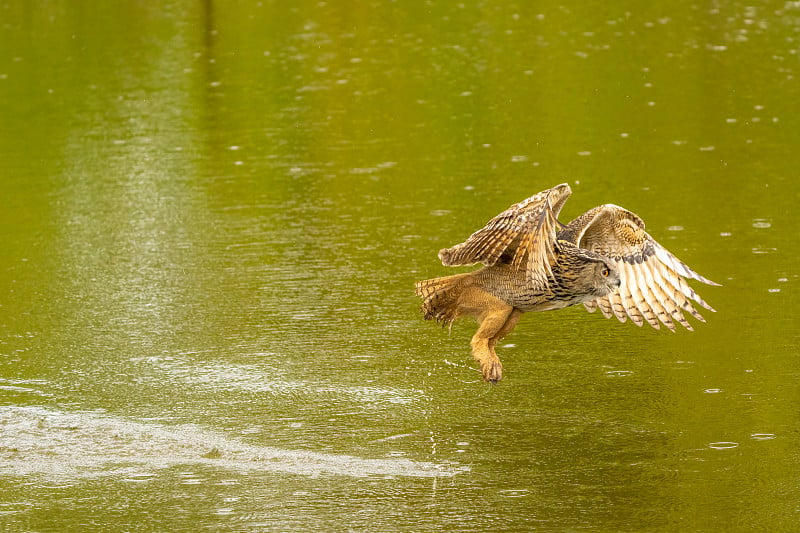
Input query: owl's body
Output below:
<box><xmin>414</xmin><ymin>183</ymin><xmax>719</xmax><ymax>383</ymax></box>
<box><xmin>460</xmin><ymin>242</ymin><xmax>620</xmax><ymax>312</ymax></box>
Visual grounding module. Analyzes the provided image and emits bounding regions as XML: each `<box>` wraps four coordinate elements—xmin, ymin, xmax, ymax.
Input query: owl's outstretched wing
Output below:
<box><xmin>563</xmin><ymin>204</ymin><xmax>720</xmax><ymax>331</ymax></box>
<box><xmin>438</xmin><ymin>183</ymin><xmax>572</xmax><ymax>289</ymax></box>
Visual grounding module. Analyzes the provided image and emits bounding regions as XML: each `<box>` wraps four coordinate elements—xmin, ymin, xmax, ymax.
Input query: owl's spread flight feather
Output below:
<box><xmin>561</xmin><ymin>203</ymin><xmax>720</xmax><ymax>331</ymax></box>
<box><xmin>438</xmin><ymin>183</ymin><xmax>572</xmax><ymax>290</ymax></box>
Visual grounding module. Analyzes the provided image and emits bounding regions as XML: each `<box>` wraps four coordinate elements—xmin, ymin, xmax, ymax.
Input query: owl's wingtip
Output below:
<box><xmin>553</xmin><ymin>182</ymin><xmax>572</xmax><ymax>194</ymax></box>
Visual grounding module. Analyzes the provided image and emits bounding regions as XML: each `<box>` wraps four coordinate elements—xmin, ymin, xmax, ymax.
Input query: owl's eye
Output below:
<box><xmin>601</xmin><ymin>267</ymin><xmax>610</xmax><ymax>277</ymax></box>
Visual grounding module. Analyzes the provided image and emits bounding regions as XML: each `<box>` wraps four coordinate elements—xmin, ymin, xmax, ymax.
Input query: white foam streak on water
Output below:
<box><xmin>0</xmin><ymin>406</ymin><xmax>465</xmax><ymax>481</ymax></box>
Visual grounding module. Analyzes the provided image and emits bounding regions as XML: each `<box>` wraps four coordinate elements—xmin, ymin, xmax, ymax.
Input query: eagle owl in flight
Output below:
<box><xmin>414</xmin><ymin>183</ymin><xmax>719</xmax><ymax>383</ymax></box>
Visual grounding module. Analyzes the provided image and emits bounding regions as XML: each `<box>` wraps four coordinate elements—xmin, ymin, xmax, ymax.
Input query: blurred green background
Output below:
<box><xmin>1</xmin><ymin>1</ymin><xmax>798</xmax><ymax>531</ymax></box>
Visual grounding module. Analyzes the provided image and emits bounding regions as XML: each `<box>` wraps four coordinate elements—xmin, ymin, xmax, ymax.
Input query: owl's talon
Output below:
<box><xmin>481</xmin><ymin>360</ymin><xmax>503</xmax><ymax>383</ymax></box>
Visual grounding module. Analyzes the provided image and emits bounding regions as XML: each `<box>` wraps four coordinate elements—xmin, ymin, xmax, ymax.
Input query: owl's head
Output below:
<box><xmin>587</xmin><ymin>257</ymin><xmax>621</xmax><ymax>296</ymax></box>
<box><xmin>558</xmin><ymin>244</ymin><xmax>621</xmax><ymax>299</ymax></box>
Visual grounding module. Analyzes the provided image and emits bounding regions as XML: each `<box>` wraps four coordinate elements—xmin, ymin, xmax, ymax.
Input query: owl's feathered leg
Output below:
<box><xmin>416</xmin><ymin>271</ymin><xmax>522</xmax><ymax>383</ymax></box>
<box><xmin>489</xmin><ymin>309</ymin><xmax>523</xmax><ymax>352</ymax></box>
<box><xmin>470</xmin><ymin>303</ymin><xmax>519</xmax><ymax>383</ymax></box>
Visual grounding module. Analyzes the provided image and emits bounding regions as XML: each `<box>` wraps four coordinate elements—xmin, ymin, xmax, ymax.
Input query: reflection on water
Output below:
<box><xmin>1</xmin><ymin>0</ymin><xmax>799</xmax><ymax>531</ymax></box>
<box><xmin>140</xmin><ymin>355</ymin><xmax>425</xmax><ymax>406</ymax></box>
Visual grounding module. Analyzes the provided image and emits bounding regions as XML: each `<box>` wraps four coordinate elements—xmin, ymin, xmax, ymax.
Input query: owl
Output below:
<box><xmin>414</xmin><ymin>183</ymin><xmax>719</xmax><ymax>383</ymax></box>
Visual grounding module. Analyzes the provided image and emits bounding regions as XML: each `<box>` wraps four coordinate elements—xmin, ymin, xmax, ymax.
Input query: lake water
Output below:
<box><xmin>1</xmin><ymin>1</ymin><xmax>798</xmax><ymax>531</ymax></box>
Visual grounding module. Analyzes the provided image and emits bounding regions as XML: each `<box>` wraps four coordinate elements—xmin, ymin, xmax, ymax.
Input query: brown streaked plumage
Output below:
<box><xmin>414</xmin><ymin>183</ymin><xmax>720</xmax><ymax>383</ymax></box>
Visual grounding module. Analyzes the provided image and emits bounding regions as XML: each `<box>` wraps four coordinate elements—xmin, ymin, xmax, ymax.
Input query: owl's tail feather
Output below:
<box><xmin>414</xmin><ymin>272</ymin><xmax>475</xmax><ymax>327</ymax></box>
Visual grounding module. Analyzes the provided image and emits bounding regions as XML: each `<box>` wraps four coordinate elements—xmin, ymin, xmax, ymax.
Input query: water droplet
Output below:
<box><xmin>511</xmin><ymin>155</ymin><xmax>528</xmax><ymax>163</ymax></box>
<box><xmin>605</xmin><ymin>370</ymin><xmax>633</xmax><ymax>377</ymax></box>
<box><xmin>752</xmin><ymin>220</ymin><xmax>771</xmax><ymax>229</ymax></box>
<box><xmin>720</xmin><ymin>232</ymin><xmax>732</xmax><ymax>237</ymax></box>
<box><xmin>704</xmin><ymin>388</ymin><xmax>722</xmax><ymax>394</ymax></box>
<box><xmin>751</xmin><ymin>433</ymin><xmax>776</xmax><ymax>440</ymax></box>
<box><xmin>667</xmin><ymin>225</ymin><xmax>684</xmax><ymax>232</ymax></box>
<box><xmin>498</xmin><ymin>489</ymin><xmax>530</xmax><ymax>498</ymax></box>
<box><xmin>708</xmin><ymin>442</ymin><xmax>738</xmax><ymax>450</ymax></box>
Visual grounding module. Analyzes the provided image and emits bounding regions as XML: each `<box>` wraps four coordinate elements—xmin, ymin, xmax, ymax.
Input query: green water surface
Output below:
<box><xmin>1</xmin><ymin>1</ymin><xmax>799</xmax><ymax>531</ymax></box>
